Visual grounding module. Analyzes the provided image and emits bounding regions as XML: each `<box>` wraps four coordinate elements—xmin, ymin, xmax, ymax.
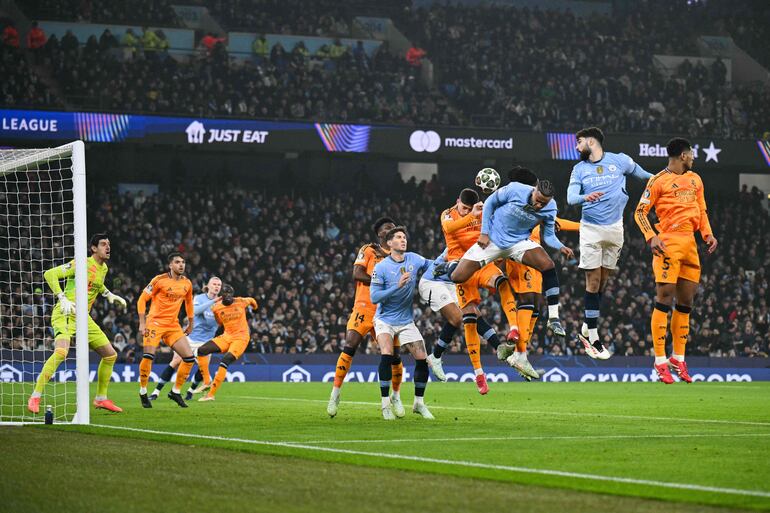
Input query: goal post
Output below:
<box><xmin>0</xmin><ymin>141</ymin><xmax>89</xmax><ymax>425</ymax></box>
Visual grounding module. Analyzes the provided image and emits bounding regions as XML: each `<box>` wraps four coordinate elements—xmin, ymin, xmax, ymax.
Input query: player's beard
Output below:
<box><xmin>579</xmin><ymin>148</ymin><xmax>591</xmax><ymax>161</ymax></box>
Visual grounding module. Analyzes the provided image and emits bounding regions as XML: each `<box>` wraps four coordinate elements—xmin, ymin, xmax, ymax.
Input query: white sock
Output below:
<box><xmin>548</xmin><ymin>304</ymin><xmax>559</xmax><ymax>320</ymax></box>
<box><xmin>31</xmin><ymin>391</ymin><xmax>41</xmax><ymax>399</ymax></box>
<box><xmin>172</xmin><ymin>385</ymin><xmax>181</xmax><ymax>394</ymax></box>
<box><xmin>414</xmin><ymin>396</ymin><xmax>424</xmax><ymax>406</ymax></box>
<box><xmin>94</xmin><ymin>395</ymin><xmax>106</xmax><ymax>401</ymax></box>
<box><xmin>381</xmin><ymin>396</ymin><xmax>391</xmax><ymax>408</ymax></box>
<box><xmin>151</xmin><ymin>388</ymin><xmax>160</xmax><ymax>396</ymax></box>
<box><xmin>391</xmin><ymin>390</ymin><xmax>400</xmax><ymax>400</ymax></box>
<box><xmin>330</xmin><ymin>387</ymin><xmax>340</xmax><ymax>400</ymax></box>
<box><xmin>589</xmin><ymin>328</ymin><xmax>599</xmax><ymax>343</ymax></box>
<box><xmin>513</xmin><ymin>351</ymin><xmax>526</xmax><ymax>361</ymax></box>
<box><xmin>654</xmin><ymin>356</ymin><xmax>668</xmax><ymax>365</ymax></box>
<box><xmin>510</xmin><ymin>324</ymin><xmax>519</xmax><ymax>332</ymax></box>
<box><xmin>671</xmin><ymin>354</ymin><xmax>684</xmax><ymax>362</ymax></box>
<box><xmin>474</xmin><ymin>367</ymin><xmax>484</xmax><ymax>376</ymax></box>
<box><xmin>139</xmin><ymin>386</ymin><xmax>147</xmax><ymax>395</ymax></box>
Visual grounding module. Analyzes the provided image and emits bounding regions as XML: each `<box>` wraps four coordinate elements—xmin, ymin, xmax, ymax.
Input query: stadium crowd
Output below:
<box><xmin>2</xmin><ymin>0</ymin><xmax>768</xmax><ymax>136</ymax></box>
<box><xmin>402</xmin><ymin>2</ymin><xmax>770</xmax><ymax>139</ymax></box>
<box><xmin>20</xmin><ymin>0</ymin><xmax>181</xmax><ymax>26</ymax></box>
<box><xmin>2</xmin><ymin>177</ymin><xmax>767</xmax><ymax>362</ymax></box>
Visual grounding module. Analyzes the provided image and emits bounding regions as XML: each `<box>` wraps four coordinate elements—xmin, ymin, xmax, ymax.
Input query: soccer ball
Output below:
<box><xmin>475</xmin><ymin>168</ymin><xmax>500</xmax><ymax>194</ymax></box>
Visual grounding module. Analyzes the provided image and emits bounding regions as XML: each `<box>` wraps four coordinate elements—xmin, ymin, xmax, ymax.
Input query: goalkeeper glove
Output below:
<box><xmin>102</xmin><ymin>290</ymin><xmax>127</xmax><ymax>309</ymax></box>
<box><xmin>57</xmin><ymin>293</ymin><xmax>76</xmax><ymax>316</ymax></box>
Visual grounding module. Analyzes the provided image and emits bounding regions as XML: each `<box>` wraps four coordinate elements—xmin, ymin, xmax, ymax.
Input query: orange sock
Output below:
<box><xmin>391</xmin><ymin>360</ymin><xmax>403</xmax><ymax>392</ymax></box>
<box><xmin>208</xmin><ymin>365</ymin><xmax>228</xmax><ymax>397</ymax></box>
<box><xmin>671</xmin><ymin>306</ymin><xmax>691</xmax><ymax>356</ymax></box>
<box><xmin>174</xmin><ymin>359</ymin><xmax>194</xmax><ymax>393</ymax></box>
<box><xmin>139</xmin><ymin>354</ymin><xmax>153</xmax><ymax>389</ymax></box>
<box><xmin>651</xmin><ymin>303</ymin><xmax>671</xmax><ymax>357</ymax></box>
<box><xmin>333</xmin><ymin>351</ymin><xmax>353</xmax><ymax>388</ymax></box>
<box><xmin>497</xmin><ymin>280</ymin><xmax>518</xmax><ymax>328</ymax></box>
<box><xmin>197</xmin><ymin>355</ymin><xmax>211</xmax><ymax>385</ymax></box>
<box><xmin>516</xmin><ymin>306</ymin><xmax>534</xmax><ymax>352</ymax></box>
<box><xmin>464</xmin><ymin>315</ymin><xmax>482</xmax><ymax>371</ymax></box>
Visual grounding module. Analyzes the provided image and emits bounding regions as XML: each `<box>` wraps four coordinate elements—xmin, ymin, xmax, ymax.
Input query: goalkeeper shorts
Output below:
<box><xmin>51</xmin><ymin>309</ymin><xmax>111</xmax><ymax>349</ymax></box>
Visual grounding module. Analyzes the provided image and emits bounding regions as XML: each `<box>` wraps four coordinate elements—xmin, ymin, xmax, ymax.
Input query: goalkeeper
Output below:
<box><xmin>27</xmin><ymin>233</ymin><xmax>127</xmax><ymax>414</ymax></box>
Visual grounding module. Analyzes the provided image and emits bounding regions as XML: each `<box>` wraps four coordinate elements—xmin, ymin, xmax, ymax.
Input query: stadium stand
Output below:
<box><xmin>3</xmin><ymin>178</ymin><xmax>766</xmax><ymax>361</ymax></box>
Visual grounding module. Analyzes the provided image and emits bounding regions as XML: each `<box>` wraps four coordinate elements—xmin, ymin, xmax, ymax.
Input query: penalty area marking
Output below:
<box><xmin>89</xmin><ymin>423</ymin><xmax>770</xmax><ymax>499</ymax></box>
<box><xmin>235</xmin><ymin>396</ymin><xmax>770</xmax><ymax>428</ymax></box>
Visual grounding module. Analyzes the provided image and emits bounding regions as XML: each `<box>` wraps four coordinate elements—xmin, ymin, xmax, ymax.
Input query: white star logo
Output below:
<box><xmin>702</xmin><ymin>141</ymin><xmax>721</xmax><ymax>163</ymax></box>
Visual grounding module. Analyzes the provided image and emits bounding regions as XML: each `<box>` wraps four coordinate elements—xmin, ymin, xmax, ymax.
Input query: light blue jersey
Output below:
<box><xmin>481</xmin><ymin>182</ymin><xmax>563</xmax><ymax>250</ymax></box>
<box><xmin>422</xmin><ymin>249</ymin><xmax>452</xmax><ymax>284</ymax></box>
<box><xmin>188</xmin><ymin>293</ymin><xmax>219</xmax><ymax>342</ymax></box>
<box><xmin>567</xmin><ymin>151</ymin><xmax>652</xmax><ymax>225</ymax></box>
<box><xmin>370</xmin><ymin>252</ymin><xmax>431</xmax><ymax>325</ymax></box>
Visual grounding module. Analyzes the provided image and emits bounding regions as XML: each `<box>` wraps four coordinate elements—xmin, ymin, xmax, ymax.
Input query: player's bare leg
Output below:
<box><xmin>150</xmin><ymin>352</ymin><xmax>181</xmax><ymax>400</ymax></box>
<box><xmin>327</xmin><ymin>329</ymin><xmax>365</xmax><ymax>417</ymax></box>
<box><xmin>521</xmin><ymin>247</ymin><xmax>565</xmax><ymax>340</ymax></box>
<box><xmin>651</xmin><ymin>282</ymin><xmax>677</xmax><ymax>384</ymax></box>
<box><xmin>579</xmin><ymin>267</ymin><xmax>611</xmax><ymax>359</ymax></box>
<box><xmin>92</xmin><ymin>343</ymin><xmax>122</xmax><ymax>412</ymax></box>
<box><xmin>376</xmin><ymin>333</ymin><xmax>396</xmax><ymax>420</ymax></box>
<box><xmin>405</xmin><ymin>341</ymin><xmax>433</xmax><ymax>419</ymax></box>
<box><xmin>667</xmin><ymin>278</ymin><xmax>698</xmax><ymax>383</ymax></box>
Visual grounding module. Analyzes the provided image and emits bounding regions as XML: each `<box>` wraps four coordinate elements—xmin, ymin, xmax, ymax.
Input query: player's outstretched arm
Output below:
<box><xmin>622</xmin><ymin>153</ymin><xmax>653</xmax><ymax>181</ymax></box>
<box><xmin>567</xmin><ymin>168</ymin><xmax>586</xmax><ymax>205</ymax></box>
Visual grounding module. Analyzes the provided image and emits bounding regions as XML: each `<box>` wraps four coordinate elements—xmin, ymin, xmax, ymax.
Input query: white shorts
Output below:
<box><xmin>418</xmin><ymin>277</ymin><xmax>458</xmax><ymax>312</ymax></box>
<box><xmin>579</xmin><ymin>221</ymin><xmax>624</xmax><ymax>270</ymax></box>
<box><xmin>462</xmin><ymin>239</ymin><xmax>540</xmax><ymax>265</ymax></box>
<box><xmin>373</xmin><ymin>319</ymin><xmax>424</xmax><ymax>345</ymax></box>
<box><xmin>188</xmin><ymin>338</ymin><xmax>207</xmax><ymax>350</ymax></box>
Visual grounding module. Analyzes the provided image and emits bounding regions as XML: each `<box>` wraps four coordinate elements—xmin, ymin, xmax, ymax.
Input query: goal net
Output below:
<box><xmin>0</xmin><ymin>141</ymin><xmax>89</xmax><ymax>425</ymax></box>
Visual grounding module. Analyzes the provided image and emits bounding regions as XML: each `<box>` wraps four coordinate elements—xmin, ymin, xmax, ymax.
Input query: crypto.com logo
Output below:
<box><xmin>409</xmin><ymin>130</ymin><xmax>441</xmax><ymax>153</ymax></box>
<box><xmin>186</xmin><ymin>120</ymin><xmax>206</xmax><ymax>144</ymax></box>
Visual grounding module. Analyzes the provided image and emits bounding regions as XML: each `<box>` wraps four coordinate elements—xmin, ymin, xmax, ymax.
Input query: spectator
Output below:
<box><xmin>405</xmin><ymin>41</ymin><xmax>426</xmax><ymax>67</ymax></box>
<box><xmin>60</xmin><ymin>29</ymin><xmax>78</xmax><ymax>52</ymax></box>
<box><xmin>252</xmin><ymin>33</ymin><xmax>269</xmax><ymax>63</ymax></box>
<box><xmin>98</xmin><ymin>28</ymin><xmax>118</xmax><ymax>52</ymax></box>
<box><xmin>26</xmin><ymin>21</ymin><xmax>47</xmax><ymax>62</ymax></box>
<box><xmin>2</xmin><ymin>21</ymin><xmax>19</xmax><ymax>48</ymax></box>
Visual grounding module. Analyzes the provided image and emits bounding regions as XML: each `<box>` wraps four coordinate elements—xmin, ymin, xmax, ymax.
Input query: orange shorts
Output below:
<box><xmin>652</xmin><ymin>233</ymin><xmax>700</xmax><ymax>284</ymax></box>
<box><xmin>456</xmin><ymin>263</ymin><xmax>502</xmax><ymax>309</ymax></box>
<box><xmin>346</xmin><ymin>303</ymin><xmax>377</xmax><ymax>339</ymax></box>
<box><xmin>506</xmin><ymin>260</ymin><xmax>542</xmax><ymax>294</ymax></box>
<box><xmin>213</xmin><ymin>334</ymin><xmax>250</xmax><ymax>359</ymax></box>
<box><xmin>143</xmin><ymin>324</ymin><xmax>186</xmax><ymax>348</ymax></box>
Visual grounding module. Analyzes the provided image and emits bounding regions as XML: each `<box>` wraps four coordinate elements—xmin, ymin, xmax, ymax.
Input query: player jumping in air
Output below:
<box><xmin>327</xmin><ymin>217</ymin><xmax>405</xmax><ymax>418</ymax></box>
<box><xmin>28</xmin><ymin>234</ymin><xmax>127</xmax><ymax>414</ymax></box>
<box><xmin>504</xmin><ymin>167</ymin><xmax>580</xmax><ymax>379</ymax></box>
<box><xmin>137</xmin><ymin>252</ymin><xmax>197</xmax><ymax>408</ymax></box>
<box><xmin>150</xmin><ymin>276</ymin><xmax>222</xmax><ymax>401</ymax></box>
<box><xmin>436</xmin><ymin>180</ymin><xmax>574</xmax><ymax>347</ymax></box>
<box><xmin>370</xmin><ymin>226</ymin><xmax>433</xmax><ymax>420</ymax></box>
<box><xmin>568</xmin><ymin>127</ymin><xmax>652</xmax><ymax>359</ymax></box>
<box><xmin>196</xmin><ymin>285</ymin><xmax>258</xmax><ymax>401</ymax></box>
<box><xmin>436</xmin><ymin>187</ymin><xmax>519</xmax><ymax>394</ymax></box>
<box><xmin>634</xmin><ymin>138</ymin><xmax>717</xmax><ymax>383</ymax></box>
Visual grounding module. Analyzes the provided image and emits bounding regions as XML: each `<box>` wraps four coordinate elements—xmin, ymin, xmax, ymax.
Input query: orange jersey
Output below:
<box><xmin>635</xmin><ymin>170</ymin><xmax>712</xmax><ymax>241</ymax></box>
<box><xmin>441</xmin><ymin>206</ymin><xmax>482</xmax><ymax>260</ymax></box>
<box><xmin>352</xmin><ymin>243</ymin><xmax>390</xmax><ymax>310</ymax></box>
<box><xmin>137</xmin><ymin>273</ymin><xmax>194</xmax><ymax>327</ymax></box>
<box><xmin>530</xmin><ymin>217</ymin><xmax>580</xmax><ymax>244</ymax></box>
<box><xmin>212</xmin><ymin>297</ymin><xmax>257</xmax><ymax>339</ymax></box>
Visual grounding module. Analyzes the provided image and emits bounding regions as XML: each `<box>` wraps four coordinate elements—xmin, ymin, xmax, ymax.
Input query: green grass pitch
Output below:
<box><xmin>3</xmin><ymin>381</ymin><xmax>770</xmax><ymax>512</ymax></box>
